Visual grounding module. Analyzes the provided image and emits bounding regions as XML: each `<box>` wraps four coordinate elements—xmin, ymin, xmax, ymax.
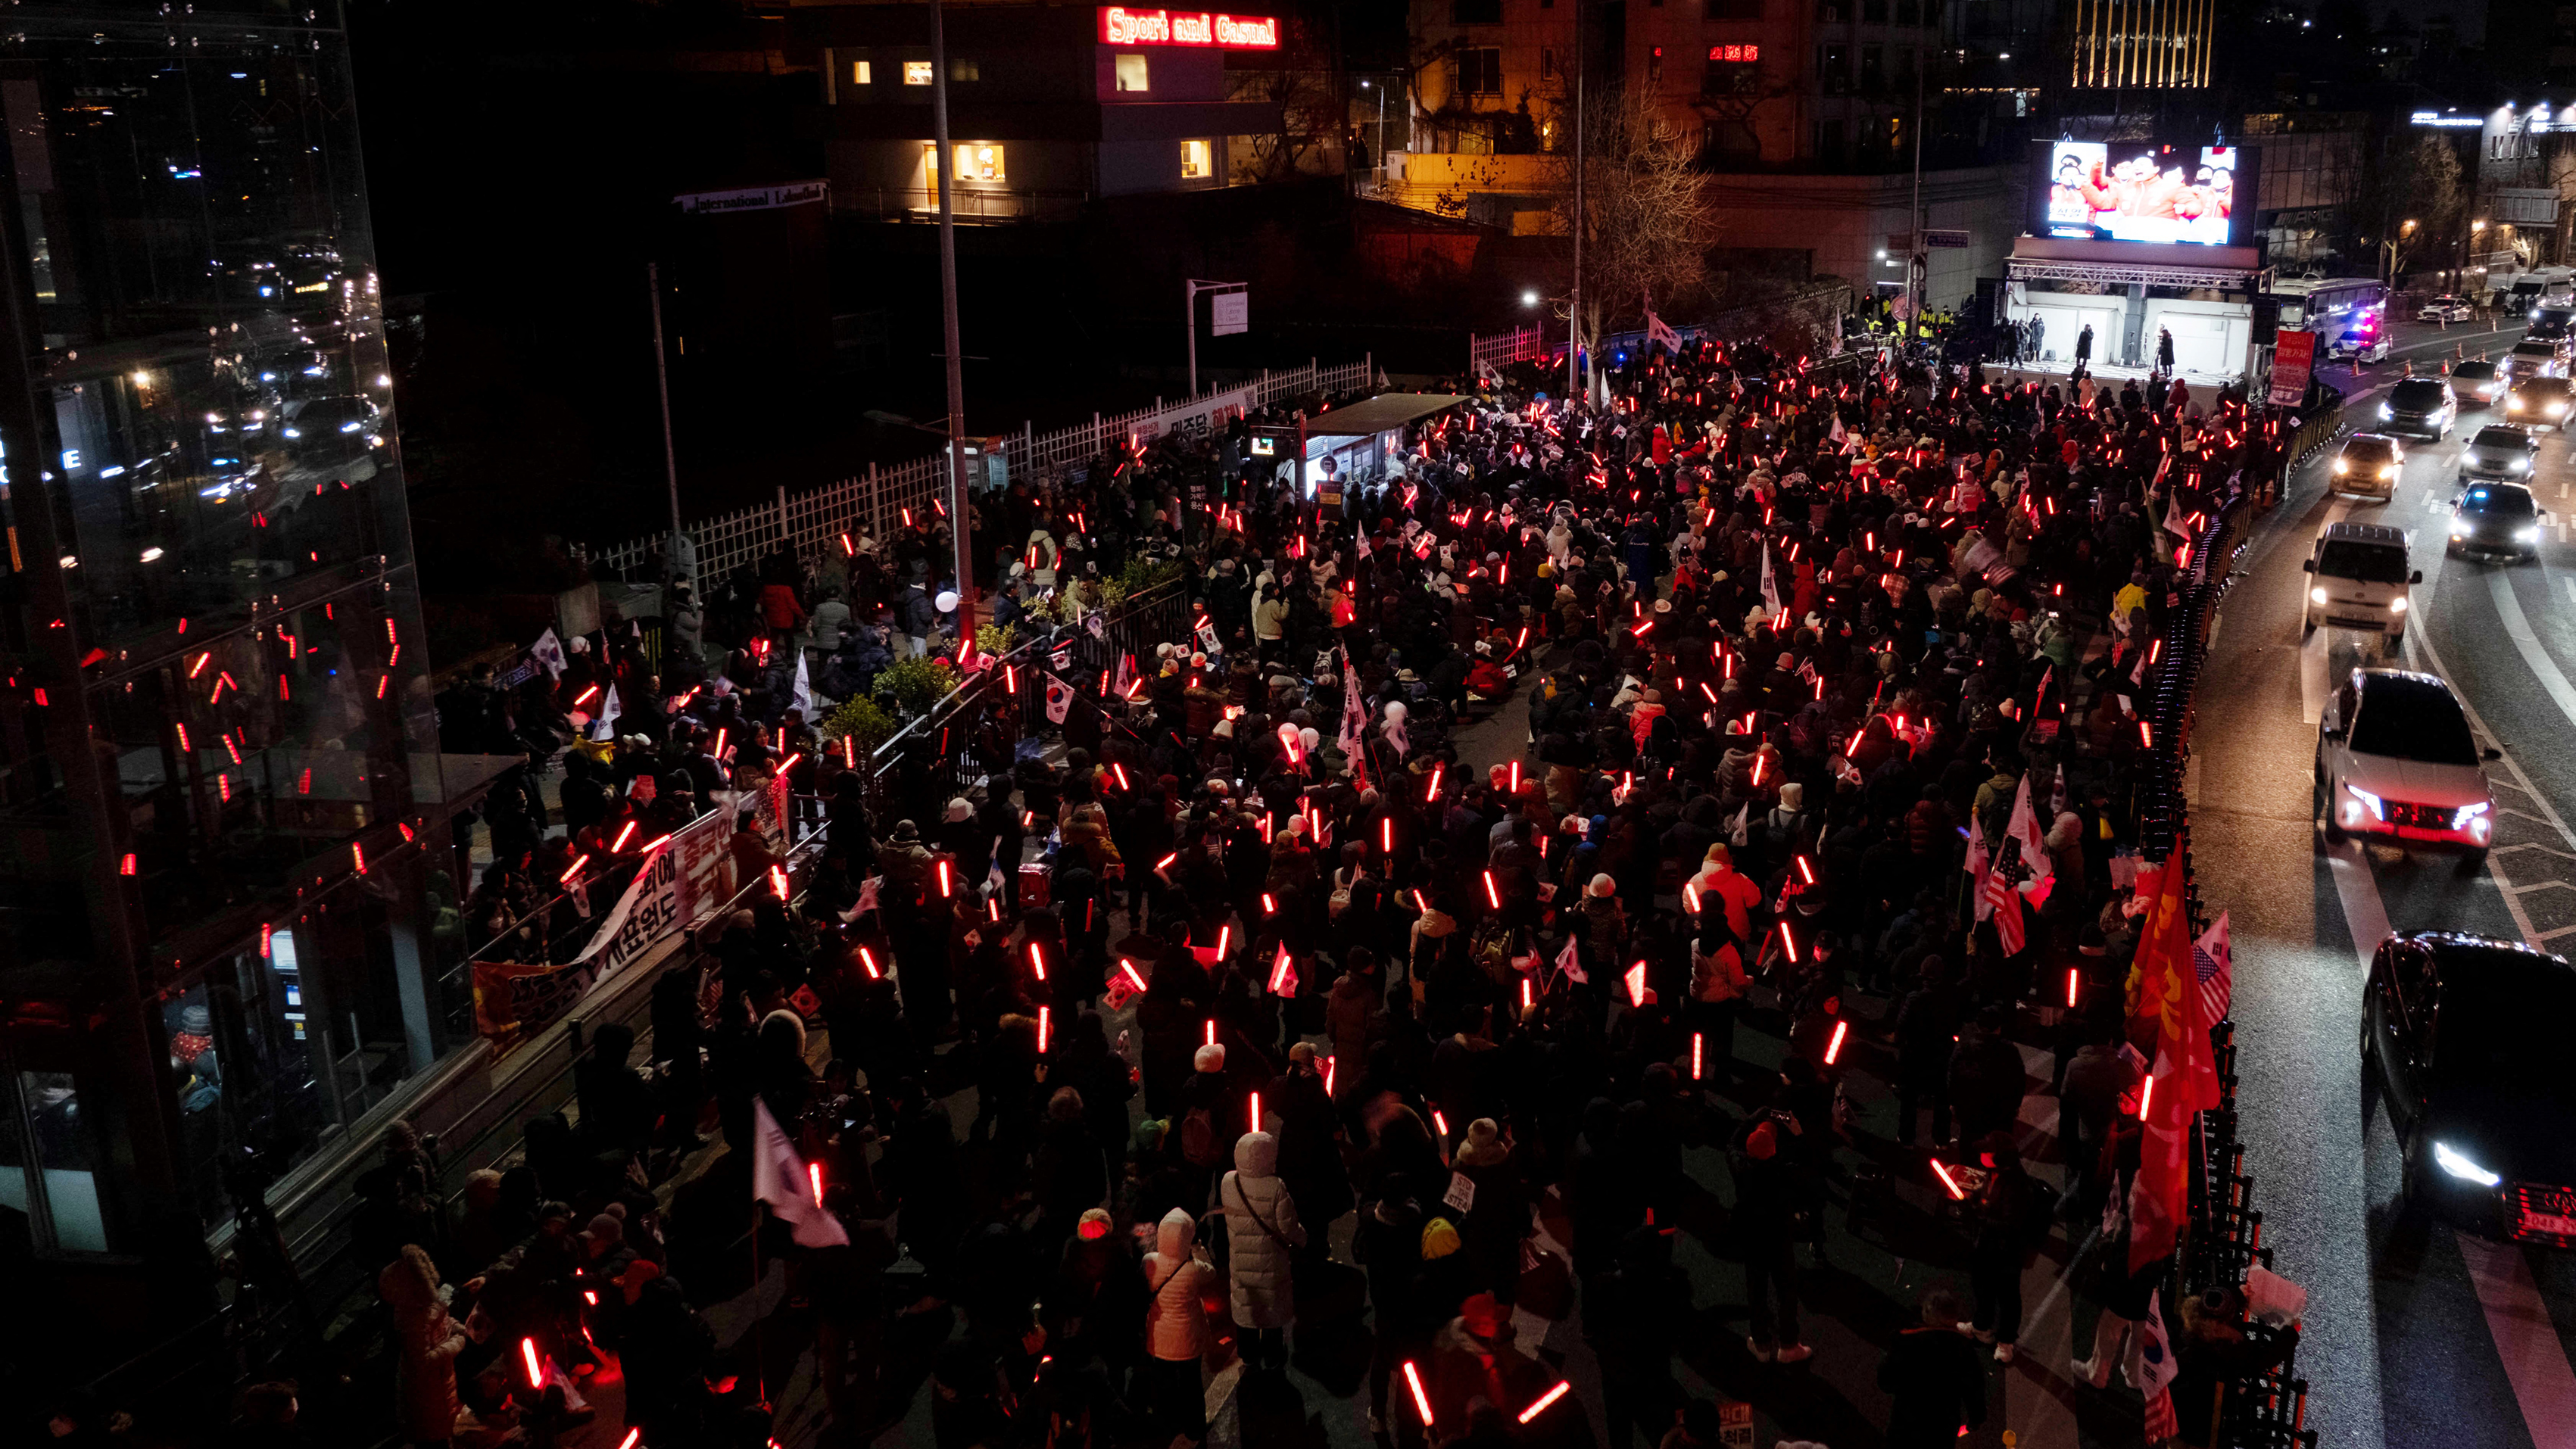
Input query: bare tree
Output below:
<box><xmin>2356</xmin><ymin>132</ymin><xmax>2464</xmax><ymax>280</ymax></box>
<box><xmin>1545</xmin><ymin>85</ymin><xmax>1720</xmax><ymax>389</ymax></box>
<box><xmin>1229</xmin><ymin>14</ymin><xmax>1343</xmax><ymax>182</ymax></box>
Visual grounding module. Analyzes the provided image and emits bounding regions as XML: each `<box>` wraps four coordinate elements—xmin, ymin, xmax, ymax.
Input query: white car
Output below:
<box><xmin>2328</xmin><ymin>329</ymin><xmax>2393</xmax><ymax>363</ymax></box>
<box><xmin>2316</xmin><ymin>668</ymin><xmax>2499</xmax><ymax>867</ymax></box>
<box><xmin>2301</xmin><ymin>522</ymin><xmax>2418</xmax><ymax>642</ymax></box>
<box><xmin>2419</xmin><ymin>295</ymin><xmax>2476</xmax><ymax>323</ymax></box>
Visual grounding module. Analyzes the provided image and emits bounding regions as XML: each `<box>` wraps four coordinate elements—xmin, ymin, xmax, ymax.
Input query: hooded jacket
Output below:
<box><xmin>1143</xmin><ymin>1206</ymin><xmax>1210</xmax><ymax>1361</ymax></box>
<box><xmin>379</xmin><ymin>1244</ymin><xmax>466</xmax><ymax>1442</ymax></box>
<box><xmin>1220</xmin><ymin>1130</ymin><xmax>1307</xmax><ymax>1329</ymax></box>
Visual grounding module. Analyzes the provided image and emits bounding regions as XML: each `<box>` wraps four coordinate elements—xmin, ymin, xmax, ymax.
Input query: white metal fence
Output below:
<box><xmin>1469</xmin><ymin>323</ymin><xmax>1549</xmax><ymax>372</ymax></box>
<box><xmin>591</xmin><ymin>357</ymin><xmax>1379</xmax><ymax>584</ymax></box>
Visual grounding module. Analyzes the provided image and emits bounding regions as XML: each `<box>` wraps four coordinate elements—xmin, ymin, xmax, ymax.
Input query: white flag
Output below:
<box><xmin>751</xmin><ymin>1096</ymin><xmax>847</xmax><ymax>1247</ymax></box>
<box><xmin>1555</xmin><ymin>932</ymin><xmax>1588</xmax><ymax>986</ymax></box>
<box><xmin>1045</xmin><ymin>676</ymin><xmax>1074</xmax><ymax>724</ymax></box>
<box><xmin>590</xmin><ymin>682</ymin><xmax>622</xmax><ymax>743</ymax></box>
<box><xmin>2006</xmin><ymin>775</ymin><xmax>2051</xmax><ymax>877</ymax></box>
<box><xmin>1644</xmin><ymin>288</ymin><xmax>1682</xmax><ymax>352</ymax></box>
<box><xmin>792</xmin><ymin>649</ymin><xmax>816</xmax><ymax>718</ymax></box>
<box><xmin>2126</xmin><ymin>1289</ymin><xmax>2180</xmax><ymax>1397</ymax></box>
<box><xmin>530</xmin><ymin>627</ymin><xmax>567</xmax><ymax>679</ymax></box>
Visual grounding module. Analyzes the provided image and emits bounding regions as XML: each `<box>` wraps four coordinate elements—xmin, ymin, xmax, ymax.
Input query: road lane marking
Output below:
<box><xmin>2485</xmin><ymin>569</ymin><xmax>2576</xmax><ymax>731</ymax></box>
<box><xmin>2329</xmin><ymin>845</ymin><xmax>2576</xmax><ymax>1449</ymax></box>
<box><xmin>2458</xmin><ymin>1238</ymin><xmax>2576</xmax><ymax>1449</ymax></box>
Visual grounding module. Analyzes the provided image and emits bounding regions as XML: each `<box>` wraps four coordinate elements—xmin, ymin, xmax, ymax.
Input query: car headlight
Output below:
<box><xmin>2453</xmin><ymin>525</ymin><xmax>2470</xmax><ymax>540</ymax></box>
<box><xmin>2453</xmin><ymin>800</ymin><xmax>2491</xmax><ymax>830</ymax></box>
<box><xmin>2380</xmin><ymin>404</ymin><xmax>2394</xmax><ymax>419</ymax></box>
<box><xmin>2389</xmin><ymin>595</ymin><xmax>2409</xmax><ymax>614</ymax></box>
<box><xmin>2334</xmin><ymin>457</ymin><xmax>2350</xmax><ymax>473</ymax></box>
<box><xmin>2511</xmin><ymin>397</ymin><xmax>2525</xmax><ymax>410</ymax></box>
<box><xmin>2518</xmin><ymin>525</ymin><xmax>2542</xmax><ymax>542</ymax></box>
<box><xmin>2511</xmin><ymin>457</ymin><xmax>2529</xmax><ymax>469</ymax></box>
<box><xmin>281</xmin><ymin>426</ymin><xmax>300</xmax><ymax>438</ymax></box>
<box><xmin>2434</xmin><ymin>1141</ymin><xmax>2503</xmax><ymax>1187</ymax></box>
<box><xmin>2310</xmin><ymin>587</ymin><xmax>2331</xmax><ymax>606</ymax></box>
<box><xmin>2344</xmin><ymin>783</ymin><xmax>2386</xmax><ymax>821</ymax></box>
<box><xmin>2382</xmin><ymin>466</ymin><xmax>2400</xmax><ymax>479</ymax></box>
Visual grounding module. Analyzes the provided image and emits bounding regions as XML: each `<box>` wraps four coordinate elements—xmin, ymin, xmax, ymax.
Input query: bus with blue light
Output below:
<box><xmin>2269</xmin><ymin>276</ymin><xmax>2388</xmax><ymax>338</ymax></box>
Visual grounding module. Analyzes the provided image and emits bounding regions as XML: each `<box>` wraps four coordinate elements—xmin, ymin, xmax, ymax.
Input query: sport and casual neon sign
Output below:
<box><xmin>1098</xmin><ymin>8</ymin><xmax>1281</xmax><ymax>47</ymax></box>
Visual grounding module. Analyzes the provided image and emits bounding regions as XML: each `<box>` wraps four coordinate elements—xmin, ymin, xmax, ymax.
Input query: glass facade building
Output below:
<box><xmin>0</xmin><ymin>3</ymin><xmax>499</xmax><ymax>1259</ymax></box>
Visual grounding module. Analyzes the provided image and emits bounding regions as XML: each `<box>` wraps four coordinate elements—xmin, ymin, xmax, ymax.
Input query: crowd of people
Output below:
<box><xmin>336</xmin><ymin>329</ymin><xmax>2313</xmax><ymax>1449</ymax></box>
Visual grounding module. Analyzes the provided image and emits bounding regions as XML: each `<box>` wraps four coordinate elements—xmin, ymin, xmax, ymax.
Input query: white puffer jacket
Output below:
<box><xmin>1221</xmin><ymin>1130</ymin><xmax>1307</xmax><ymax>1329</ymax></box>
<box><xmin>1143</xmin><ymin>1207</ymin><xmax>1209</xmax><ymax>1362</ymax></box>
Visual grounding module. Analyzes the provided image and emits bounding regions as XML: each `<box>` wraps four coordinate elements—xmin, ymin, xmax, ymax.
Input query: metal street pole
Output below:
<box><xmin>1186</xmin><ymin>279</ymin><xmax>1198</xmax><ymax>397</ymax></box>
<box><xmin>646</xmin><ymin>260</ymin><xmax>684</xmax><ymax>583</ymax></box>
<box><xmin>1908</xmin><ymin>59</ymin><xmax>1924</xmax><ymax>338</ymax></box>
<box><xmin>929</xmin><ymin>0</ymin><xmax>976</xmax><ymax>603</ymax></box>
<box><xmin>1568</xmin><ymin>0</ymin><xmax>1583</xmax><ymax>400</ymax></box>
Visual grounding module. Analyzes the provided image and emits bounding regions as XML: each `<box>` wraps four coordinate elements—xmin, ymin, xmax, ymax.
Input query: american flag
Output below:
<box><xmin>2193</xmin><ymin>911</ymin><xmax>2233</xmax><ymax>1027</ymax></box>
<box><xmin>1985</xmin><ymin>858</ymin><xmax>2026</xmax><ymax>955</ymax></box>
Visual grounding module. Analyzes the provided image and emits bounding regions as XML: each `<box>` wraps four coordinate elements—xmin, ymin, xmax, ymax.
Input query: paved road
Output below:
<box><xmin>2193</xmin><ymin>316</ymin><xmax>2576</xmax><ymax>1449</ymax></box>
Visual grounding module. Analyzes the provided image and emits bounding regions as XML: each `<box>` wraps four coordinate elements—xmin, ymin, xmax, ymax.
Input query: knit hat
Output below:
<box><xmin>1458</xmin><ymin>1292</ymin><xmax>1509</xmax><ymax>1339</ymax></box>
<box><xmin>1588</xmin><ymin>873</ymin><xmax>1617</xmax><ymax>898</ymax></box>
<box><xmin>1420</xmin><ymin>1217</ymin><xmax>1464</xmax><ymax>1260</ymax></box>
<box><xmin>1745</xmin><ymin>1120</ymin><xmax>1779</xmax><ymax>1160</ymax></box>
<box><xmin>1456</xmin><ymin>1117</ymin><xmax>1509</xmax><ymax>1168</ymax></box>
<box><xmin>1193</xmin><ymin>1042</ymin><xmax>1226</xmax><ymax>1073</ymax></box>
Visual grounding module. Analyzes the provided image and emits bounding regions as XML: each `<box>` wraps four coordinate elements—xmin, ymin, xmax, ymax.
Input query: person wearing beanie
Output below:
<box><xmin>1045</xmin><ymin>1206</ymin><xmax>1144</xmax><ymax>1398</ymax></box>
<box><xmin>1451</xmin><ymin>1117</ymin><xmax>1530</xmax><ymax>1307</ymax></box>
<box><xmin>1176</xmin><ymin>1041</ymin><xmax>1239</xmax><ymax>1186</ymax></box>
<box><xmin>1352</xmin><ymin>1183</ymin><xmax>1425</xmax><ymax>1435</ymax></box>
<box><xmin>1729</xmin><ymin>1107</ymin><xmax>1813</xmax><ymax>1363</ymax></box>
<box><xmin>1220</xmin><ymin>1130</ymin><xmax>1307</xmax><ymax>1368</ymax></box>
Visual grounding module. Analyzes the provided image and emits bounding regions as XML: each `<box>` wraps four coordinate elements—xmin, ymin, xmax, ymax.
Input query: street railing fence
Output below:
<box><xmin>586</xmin><ymin>359</ymin><xmax>1376</xmax><ymax>589</ymax></box>
<box><xmin>2143</xmin><ymin>422</ymin><xmax>2320</xmax><ymax>1449</ymax></box>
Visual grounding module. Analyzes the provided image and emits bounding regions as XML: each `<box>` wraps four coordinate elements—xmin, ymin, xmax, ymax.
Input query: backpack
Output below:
<box><xmin>1180</xmin><ymin>1105</ymin><xmax>1225</xmax><ymax>1167</ymax></box>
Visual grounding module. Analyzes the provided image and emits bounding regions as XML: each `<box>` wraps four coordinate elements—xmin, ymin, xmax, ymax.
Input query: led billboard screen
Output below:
<box><xmin>2037</xmin><ymin>141</ymin><xmax>2250</xmax><ymax>246</ymax></box>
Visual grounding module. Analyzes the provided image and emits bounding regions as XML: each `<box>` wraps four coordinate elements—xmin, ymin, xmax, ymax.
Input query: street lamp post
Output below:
<box><xmin>1360</xmin><ymin>79</ymin><xmax>1387</xmax><ymax>192</ymax></box>
<box><xmin>929</xmin><ymin>0</ymin><xmax>977</xmax><ymax>604</ymax></box>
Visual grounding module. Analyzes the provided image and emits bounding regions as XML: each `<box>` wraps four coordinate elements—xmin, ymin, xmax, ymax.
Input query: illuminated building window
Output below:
<box><xmin>904</xmin><ymin>60</ymin><xmax>934</xmax><ymax>85</ymax></box>
<box><xmin>951</xmin><ymin>58</ymin><xmax>980</xmax><ymax>82</ymax></box>
<box><xmin>955</xmin><ymin>143</ymin><xmax>1006</xmax><ymax>182</ymax></box>
<box><xmin>853</xmin><ymin>60</ymin><xmax>873</xmax><ymax>85</ymax></box>
<box><xmin>1117</xmin><ymin>53</ymin><xmax>1150</xmax><ymax>91</ymax></box>
<box><xmin>1181</xmin><ymin>139</ymin><xmax>1215</xmax><ymax>179</ymax></box>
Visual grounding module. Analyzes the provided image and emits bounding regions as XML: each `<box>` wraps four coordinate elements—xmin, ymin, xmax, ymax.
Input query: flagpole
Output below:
<box><xmin>750</xmin><ymin>1200</ymin><xmax>767</xmax><ymax>1404</ymax></box>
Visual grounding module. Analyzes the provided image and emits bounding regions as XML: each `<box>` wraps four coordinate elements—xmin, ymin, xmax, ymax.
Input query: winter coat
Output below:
<box><xmin>1220</xmin><ymin>1131</ymin><xmax>1306</xmax><ymax>1329</ymax></box>
<box><xmin>379</xmin><ymin>1245</ymin><xmax>465</xmax><ymax>1443</ymax></box>
<box><xmin>1142</xmin><ymin>1207</ymin><xmax>1212</xmax><ymax>1361</ymax></box>
<box><xmin>759</xmin><ymin>582</ymin><xmax>807</xmax><ymax>632</ymax></box>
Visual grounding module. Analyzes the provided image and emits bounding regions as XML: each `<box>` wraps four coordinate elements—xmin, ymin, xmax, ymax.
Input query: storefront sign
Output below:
<box><xmin>2269</xmin><ymin>329</ymin><xmax>2316</xmax><ymax>407</ymax></box>
<box><xmin>1097</xmin><ymin>8</ymin><xmax>1280</xmax><ymax>48</ymax></box>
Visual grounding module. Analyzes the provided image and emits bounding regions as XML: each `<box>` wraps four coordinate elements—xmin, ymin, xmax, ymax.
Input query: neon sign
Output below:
<box><xmin>1707</xmin><ymin>44</ymin><xmax>1760</xmax><ymax>62</ymax></box>
<box><xmin>1099</xmin><ymin>8</ymin><xmax>1280</xmax><ymax>48</ymax></box>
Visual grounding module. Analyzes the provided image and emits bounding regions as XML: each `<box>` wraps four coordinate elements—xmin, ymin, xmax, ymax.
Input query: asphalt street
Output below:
<box><xmin>2192</xmin><ymin>314</ymin><xmax>2576</xmax><ymax>1449</ymax></box>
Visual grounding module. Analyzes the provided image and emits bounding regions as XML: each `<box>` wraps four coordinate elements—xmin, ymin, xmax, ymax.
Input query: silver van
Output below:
<box><xmin>2303</xmin><ymin>522</ymin><xmax>2419</xmax><ymax>642</ymax></box>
